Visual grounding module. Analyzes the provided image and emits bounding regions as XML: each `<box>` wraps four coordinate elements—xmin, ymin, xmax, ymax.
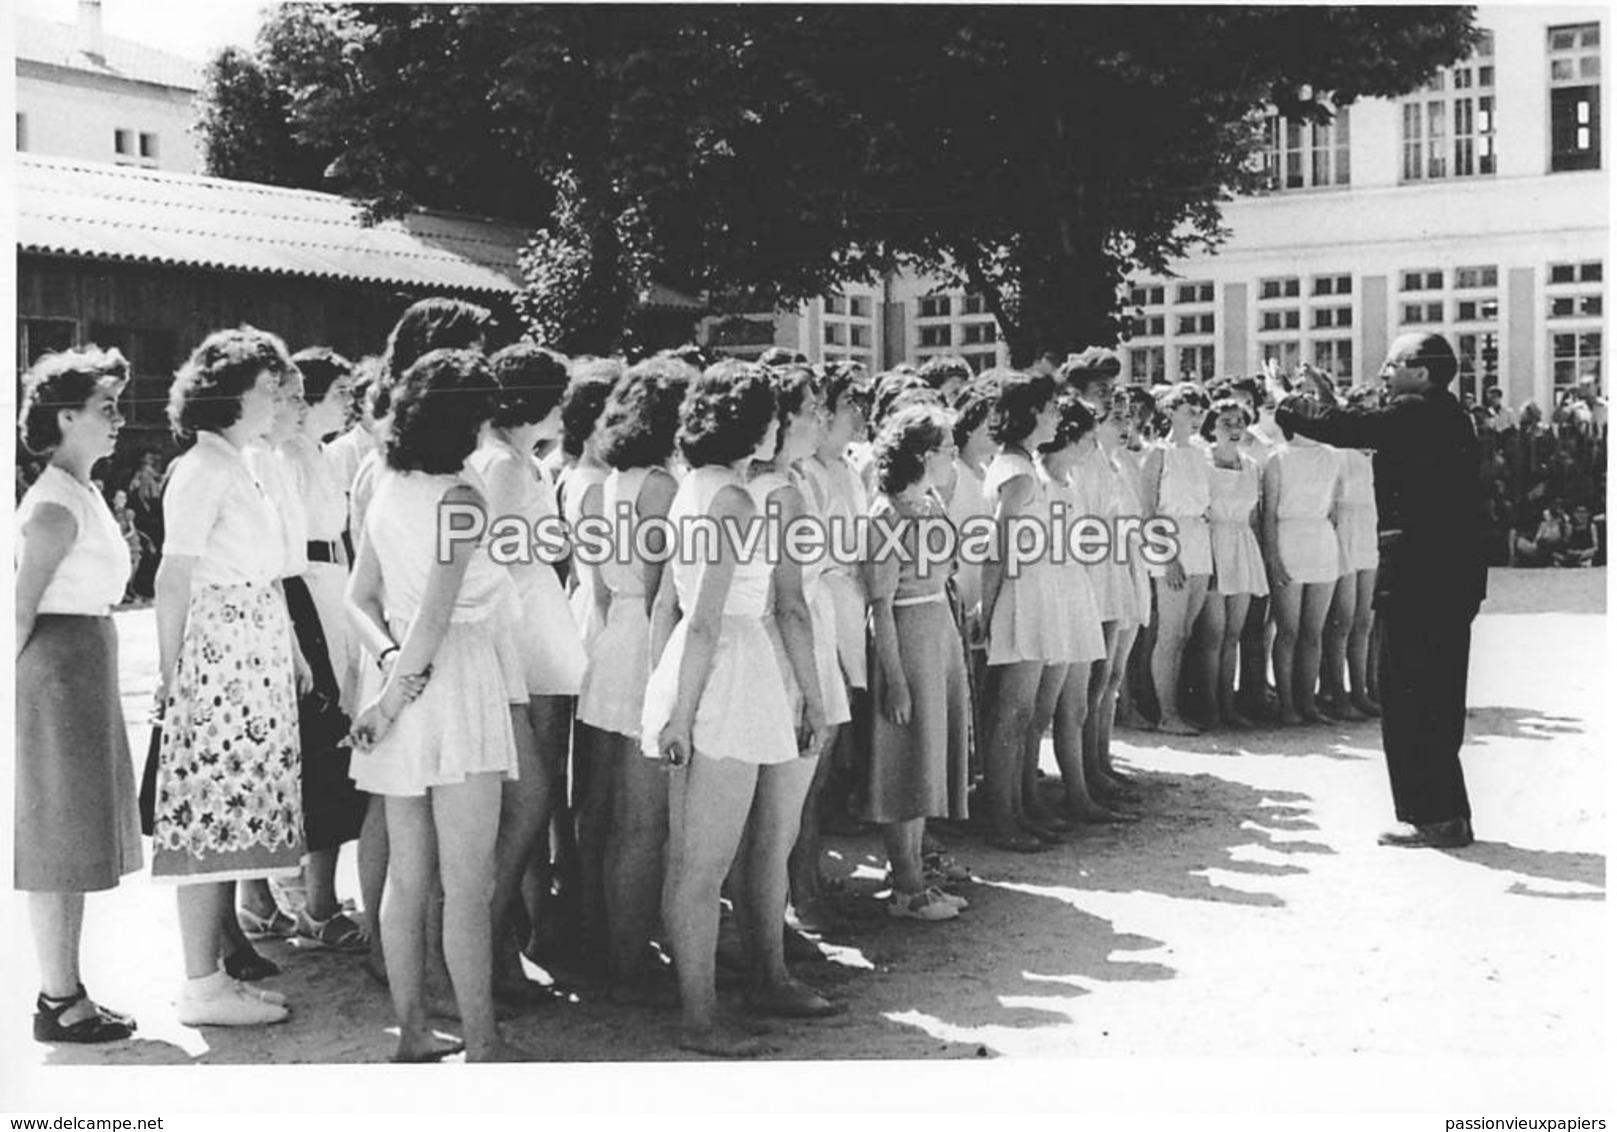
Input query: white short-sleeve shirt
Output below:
<box><xmin>163</xmin><ymin>431</ymin><xmax>284</xmax><ymax>587</ymax></box>
<box><xmin>16</xmin><ymin>466</ymin><xmax>131</xmax><ymax>615</ymax></box>
<box><xmin>244</xmin><ymin>441</ymin><xmax>309</xmax><ymax>578</ymax></box>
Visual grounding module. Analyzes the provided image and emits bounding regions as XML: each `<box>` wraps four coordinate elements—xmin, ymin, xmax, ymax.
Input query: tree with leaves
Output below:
<box><xmin>199</xmin><ymin>5</ymin><xmax>1478</xmax><ymax>356</ymax></box>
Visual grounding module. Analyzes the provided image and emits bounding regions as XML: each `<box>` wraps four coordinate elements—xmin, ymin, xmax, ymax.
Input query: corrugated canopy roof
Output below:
<box><xmin>15</xmin><ymin>15</ymin><xmax>204</xmax><ymax>92</ymax></box>
<box><xmin>16</xmin><ymin>154</ymin><xmax>530</xmax><ymax>295</ymax></box>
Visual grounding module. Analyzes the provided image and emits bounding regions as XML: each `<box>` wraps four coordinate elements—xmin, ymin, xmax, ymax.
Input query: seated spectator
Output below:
<box><xmin>1557</xmin><ymin>502</ymin><xmax>1601</xmax><ymax>567</ymax></box>
<box><xmin>1514</xmin><ymin>496</ymin><xmax>1569</xmax><ymax>567</ymax></box>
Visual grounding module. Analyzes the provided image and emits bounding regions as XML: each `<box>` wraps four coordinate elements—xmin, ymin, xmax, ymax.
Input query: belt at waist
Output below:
<box><xmin>307</xmin><ymin>539</ymin><xmax>346</xmax><ymax>566</ymax></box>
<box><xmin>892</xmin><ymin>591</ymin><xmax>947</xmax><ymax>608</ymax></box>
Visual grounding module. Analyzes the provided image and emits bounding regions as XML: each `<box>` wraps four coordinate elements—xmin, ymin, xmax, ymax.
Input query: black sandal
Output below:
<box><xmin>34</xmin><ymin>985</ymin><xmax>136</xmax><ymax>1044</ymax></box>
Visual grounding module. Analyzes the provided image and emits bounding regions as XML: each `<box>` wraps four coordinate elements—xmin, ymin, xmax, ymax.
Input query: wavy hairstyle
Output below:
<box><xmin>1199</xmin><ymin>396</ymin><xmax>1255</xmax><ymax>442</ymax></box>
<box><xmin>18</xmin><ymin>347</ymin><xmax>130</xmax><ymax>455</ymax></box>
<box><xmin>984</xmin><ymin>368</ymin><xmax>1057</xmax><ymax>445</ymax></box>
<box><xmin>677</xmin><ymin>359</ymin><xmax>777</xmax><ymax>468</ymax></box>
<box><xmin>384</xmin><ymin>348</ymin><xmax>498</xmax><ymax>475</ymax></box>
<box><xmin>489</xmin><ymin>341</ymin><xmax>570</xmax><ymax>428</ymax></box>
<box><xmin>597</xmin><ymin>356</ymin><xmax>696</xmax><ymax>470</ymax></box>
<box><xmin>382</xmin><ymin>298</ymin><xmax>491</xmax><ymax>390</ymax></box>
<box><xmin>950</xmin><ymin>374</ymin><xmax>1000</xmax><ymax>449</ymax></box>
<box><xmin>1040</xmin><ymin>391</ymin><xmax>1097</xmax><ymax>453</ymax></box>
<box><xmin>167</xmin><ymin>325</ymin><xmax>296</xmax><ymax>442</ymax></box>
<box><xmin>875</xmin><ymin>402</ymin><xmax>952</xmax><ymax>496</ymax></box>
<box><xmin>560</xmin><ymin>357</ymin><xmax>624</xmax><ymax>457</ymax></box>
<box><xmin>291</xmin><ymin>346</ymin><xmax>353</xmax><ymax>406</ymax></box>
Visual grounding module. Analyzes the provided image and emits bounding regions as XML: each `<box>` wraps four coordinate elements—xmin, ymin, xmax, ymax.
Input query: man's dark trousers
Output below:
<box><xmin>1376</xmin><ymin>598</ymin><xmax>1474</xmax><ymax>825</ymax></box>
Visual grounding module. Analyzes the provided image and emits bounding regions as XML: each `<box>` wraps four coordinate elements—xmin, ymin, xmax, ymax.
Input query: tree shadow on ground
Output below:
<box><xmin>1463</xmin><ymin>706</ymin><xmax>1586</xmax><ymax>743</ymax></box>
<box><xmin>1116</xmin><ymin>720</ymin><xmax>1379</xmax><ymax>762</ymax></box>
<box><xmin>1445</xmin><ymin>841</ymin><xmax>1606</xmax><ymax>902</ymax></box>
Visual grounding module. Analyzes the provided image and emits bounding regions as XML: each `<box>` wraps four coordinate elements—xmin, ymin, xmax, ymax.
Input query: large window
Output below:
<box><xmin>1550</xmin><ymin>23</ymin><xmax>1601</xmax><ymax>172</ymax></box>
<box><xmin>1401</xmin><ymin>32</ymin><xmax>1496</xmax><ymax>181</ymax></box>
<box><xmin>1552</xmin><ymin>332</ymin><xmax>1602</xmax><ymax>394</ymax></box>
<box><xmin>1456</xmin><ymin>332</ymin><xmax>1500</xmax><ymax>404</ymax></box>
<box><xmin>1263</xmin><ymin>108</ymin><xmax>1351</xmax><ymax>189</ymax></box>
<box><xmin>1177</xmin><ymin>344</ymin><xmax>1216</xmax><ymax>382</ymax></box>
<box><xmin>1128</xmin><ymin>346</ymin><xmax>1166</xmax><ymax>385</ymax></box>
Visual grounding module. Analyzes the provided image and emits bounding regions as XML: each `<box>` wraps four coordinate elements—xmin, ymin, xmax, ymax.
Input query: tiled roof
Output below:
<box><xmin>16</xmin><ymin>154</ymin><xmax>529</xmax><ymax>295</ymax></box>
<box><xmin>15</xmin><ymin>15</ymin><xmax>204</xmax><ymax>92</ymax></box>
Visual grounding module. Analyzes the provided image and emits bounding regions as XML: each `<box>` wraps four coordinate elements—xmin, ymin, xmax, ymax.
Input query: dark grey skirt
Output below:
<box><xmin>14</xmin><ymin>614</ymin><xmax>143</xmax><ymax>892</ymax></box>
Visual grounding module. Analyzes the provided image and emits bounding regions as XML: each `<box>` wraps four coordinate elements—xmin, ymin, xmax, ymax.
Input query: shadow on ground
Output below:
<box><xmin>1446</xmin><ymin>841</ymin><xmax>1606</xmax><ymax>903</ymax></box>
<box><xmin>1464</xmin><ymin>706</ymin><xmax>1587</xmax><ymax>744</ymax></box>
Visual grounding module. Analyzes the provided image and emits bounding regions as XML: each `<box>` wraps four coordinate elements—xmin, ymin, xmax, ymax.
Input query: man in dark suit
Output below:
<box><xmin>1272</xmin><ymin>333</ymin><xmax>1486</xmax><ymax>848</ymax></box>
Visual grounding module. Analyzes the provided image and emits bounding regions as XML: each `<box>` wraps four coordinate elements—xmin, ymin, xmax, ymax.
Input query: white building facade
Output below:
<box><xmin>15</xmin><ymin>2</ymin><xmax>204</xmax><ymax>175</ymax></box>
<box><xmin>730</xmin><ymin>5</ymin><xmax>1607</xmax><ymax>411</ymax></box>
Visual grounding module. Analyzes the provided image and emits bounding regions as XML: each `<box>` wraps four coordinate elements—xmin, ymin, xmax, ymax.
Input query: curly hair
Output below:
<box><xmin>350</xmin><ymin>355</ymin><xmax>384</xmax><ymax>422</ymax></box>
<box><xmin>1058</xmin><ymin>347</ymin><xmax>1122</xmax><ymax>393</ymax></box>
<box><xmin>559</xmin><ymin>357</ymin><xmax>623</xmax><ymax>458</ymax></box>
<box><xmin>291</xmin><ymin>346</ymin><xmax>353</xmax><ymax>406</ymax></box>
<box><xmin>770</xmin><ymin>364</ymin><xmax>820</xmax><ymax>436</ymax></box>
<box><xmin>385</xmin><ymin>349</ymin><xmax>498</xmax><ymax>475</ymax></box>
<box><xmin>950</xmin><ymin>374</ymin><xmax>1000</xmax><ymax>449</ymax></box>
<box><xmin>677</xmin><ymin>359</ymin><xmax>777</xmax><ymax>468</ymax></box>
<box><xmin>18</xmin><ymin>347</ymin><xmax>130</xmax><ymax>456</ymax></box>
<box><xmin>168</xmin><ymin>325</ymin><xmax>295</xmax><ymax>442</ymax></box>
<box><xmin>382</xmin><ymin>297</ymin><xmax>491</xmax><ymax>388</ymax></box>
<box><xmin>1040</xmin><ymin>391</ymin><xmax>1097</xmax><ymax>453</ymax></box>
<box><xmin>597</xmin><ymin>356</ymin><xmax>696</xmax><ymax>470</ymax></box>
<box><xmin>489</xmin><ymin>341</ymin><xmax>570</xmax><ymax>428</ymax></box>
<box><xmin>1199</xmin><ymin>396</ymin><xmax>1255</xmax><ymax>442</ymax></box>
<box><xmin>816</xmin><ymin>362</ymin><xmax>873</xmax><ymax>416</ymax></box>
<box><xmin>984</xmin><ymin>368</ymin><xmax>1057</xmax><ymax>445</ymax></box>
<box><xmin>875</xmin><ymin>403</ymin><xmax>952</xmax><ymax>496</ymax></box>
<box><xmin>872</xmin><ymin>371</ymin><xmax>932</xmax><ymax>431</ymax></box>
<box><xmin>917</xmin><ymin>355</ymin><xmax>972</xmax><ymax>392</ymax></box>
<box><xmin>1155</xmin><ymin>381</ymin><xmax>1210</xmax><ymax>416</ymax></box>
<box><xmin>757</xmin><ymin>346</ymin><xmax>805</xmax><ymax>368</ymax></box>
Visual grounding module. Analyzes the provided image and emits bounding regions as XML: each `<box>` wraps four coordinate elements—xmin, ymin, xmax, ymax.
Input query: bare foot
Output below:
<box><xmin>391</xmin><ymin>1036</ymin><xmax>465</xmax><ymax>1063</ymax></box>
<box><xmin>1279</xmin><ymin>712</ymin><xmax>1305</xmax><ymax>726</ymax></box>
<box><xmin>1352</xmin><ymin>695</ymin><xmax>1381</xmax><ymax>718</ymax></box>
<box><xmin>1220</xmin><ymin>710</ymin><xmax>1257</xmax><ymax>730</ymax></box>
<box><xmin>1063</xmin><ymin>801</ymin><xmax>1138</xmax><ymax>824</ymax></box>
<box><xmin>1152</xmin><ymin>716</ymin><xmax>1203</xmax><ymax>737</ymax></box>
<box><xmin>1334</xmin><ymin>702</ymin><xmax>1367</xmax><ymax>721</ymax></box>
<box><xmin>1298</xmin><ymin>705</ymin><xmax>1325</xmax><ymax>724</ymax></box>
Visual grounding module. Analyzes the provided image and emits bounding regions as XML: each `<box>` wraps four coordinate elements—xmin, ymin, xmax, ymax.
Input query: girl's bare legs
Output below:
<box><xmin>492</xmin><ymin>703</ymin><xmax>555</xmax><ymax>991</ymax></box>
<box><xmin>1053</xmin><ymin>660</ymin><xmax>1121</xmax><ymax>821</ymax></box>
<box><xmin>1020</xmin><ymin>664</ymin><xmax>1069</xmax><ymax>832</ymax></box>
<box><xmin>604</xmin><ymin>739</ymin><xmax>670</xmax><ymax>997</ymax></box>
<box><xmin>29</xmin><ymin>892</ymin><xmax>109</xmax><ymax>1025</ymax></box>
<box><xmin>981</xmin><ymin>660</ymin><xmax>1046</xmax><ymax>844</ymax></box>
<box><xmin>520</xmin><ymin>697</ymin><xmax>571</xmax><ymax>961</ymax></box>
<box><xmin>664</xmin><ymin>753</ymin><xmax>761</xmax><ymax>1054</ymax></box>
<box><xmin>1193</xmin><ymin>594</ymin><xmax>1226</xmax><ymax>727</ymax></box>
<box><xmin>431</xmin><ymin>771</ymin><xmax>504</xmax><ymax>1061</ymax></box>
<box><xmin>733</xmin><ymin>757</ymin><xmax>823</xmax><ymax>1006</ymax></box>
<box><xmin>1348</xmin><ymin>568</ymin><xmax>1380</xmax><ymax>716</ymax></box>
<box><xmin>1319</xmin><ymin>573</ymin><xmax>1361</xmax><ymax>719</ymax></box>
<box><xmin>1216</xmin><ymin>595</ymin><xmax>1254</xmax><ymax>727</ymax></box>
<box><xmin>1270</xmin><ymin>582</ymin><xmax>1304</xmax><ymax>724</ymax></box>
<box><xmin>1150</xmin><ymin>575</ymin><xmax>1208</xmax><ymax>734</ymax></box>
<box><xmin>1294</xmin><ymin>582</ymin><xmax>1334</xmax><ymax>723</ymax></box>
<box><xmin>380</xmin><ymin>794</ymin><xmax>441</xmax><ymax>1060</ymax></box>
<box><xmin>787</xmin><ymin>723</ymin><xmax>842</xmax><ymax>930</ymax></box>
<box><xmin>358</xmin><ymin>794</ymin><xmax>388</xmax><ymax>983</ymax></box>
<box><xmin>1237</xmin><ymin>595</ymin><xmax>1271</xmax><ymax>719</ymax></box>
<box><xmin>1097</xmin><ymin>623</ymin><xmax>1139</xmax><ymax>783</ymax></box>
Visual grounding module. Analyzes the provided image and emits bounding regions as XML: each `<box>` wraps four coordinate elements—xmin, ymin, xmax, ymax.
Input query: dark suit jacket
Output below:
<box><xmin>1274</xmin><ymin>387</ymin><xmax>1488</xmax><ymax>617</ymax></box>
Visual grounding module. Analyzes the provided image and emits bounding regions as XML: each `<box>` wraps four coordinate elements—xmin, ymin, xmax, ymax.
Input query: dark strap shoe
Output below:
<box><xmin>1377</xmin><ymin>818</ymin><xmax>1474</xmax><ymax>849</ymax></box>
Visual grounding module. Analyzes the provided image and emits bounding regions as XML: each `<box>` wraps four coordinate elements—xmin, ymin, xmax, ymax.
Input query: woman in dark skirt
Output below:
<box><xmin>862</xmin><ymin>403</ymin><xmax>972</xmax><ymax>921</ymax></box>
<box><xmin>15</xmin><ymin>347</ymin><xmax>142</xmax><ymax>1042</ymax></box>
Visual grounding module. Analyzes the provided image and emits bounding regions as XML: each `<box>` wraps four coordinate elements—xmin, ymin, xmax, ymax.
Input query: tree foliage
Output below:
<box><xmin>197</xmin><ymin>5</ymin><xmax>1479</xmax><ymax>355</ymax></box>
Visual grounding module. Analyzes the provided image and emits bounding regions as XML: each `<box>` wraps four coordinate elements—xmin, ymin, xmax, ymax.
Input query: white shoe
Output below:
<box><xmin>888</xmin><ymin>888</ymin><xmax>960</xmax><ymax>922</ymax></box>
<box><xmin>177</xmin><ymin>973</ymin><xmax>289</xmax><ymax>1027</ymax></box>
<box><xmin>231</xmin><ymin>979</ymin><xmax>287</xmax><ymax>1006</ymax></box>
<box><xmin>928</xmin><ymin>885</ymin><xmax>969</xmax><ymax>912</ymax></box>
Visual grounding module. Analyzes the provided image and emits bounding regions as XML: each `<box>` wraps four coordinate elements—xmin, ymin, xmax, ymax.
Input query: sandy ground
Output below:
<box><xmin>2</xmin><ymin>567</ymin><xmax>1610</xmax><ymax>1107</ymax></box>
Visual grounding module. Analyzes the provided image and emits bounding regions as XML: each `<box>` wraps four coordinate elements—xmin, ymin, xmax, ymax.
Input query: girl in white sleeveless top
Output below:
<box><xmin>1321</xmin><ymin>383</ymin><xmax>1384</xmax><ymax>721</ymax></box>
<box><xmin>641</xmin><ymin>362</ymin><xmax>828</xmax><ymax>1057</ymax></box>
<box><xmin>1262</xmin><ymin>426</ymin><xmax>1344</xmax><ymax>725</ymax></box>
<box><xmin>1195</xmin><ymin>399</ymin><xmax>1268</xmax><ymax>730</ymax></box>
<box><xmin>467</xmin><ymin>342</ymin><xmax>585</xmax><ymax>1005</ymax></box>
<box><xmin>347</xmin><ymin>349</ymin><xmax>516</xmax><ymax>1063</ymax></box>
<box><xmin>1141</xmin><ymin>382</ymin><xmax>1213</xmax><ymax>736</ymax></box>
<box><xmin>575</xmin><ymin>357</ymin><xmax>690</xmax><ymax>998</ymax></box>
<box><xmin>15</xmin><ymin>348</ymin><xmax>141</xmax><ymax>1044</ymax></box>
<box><xmin>976</xmin><ymin>370</ymin><xmax>1064</xmax><ymax>855</ymax></box>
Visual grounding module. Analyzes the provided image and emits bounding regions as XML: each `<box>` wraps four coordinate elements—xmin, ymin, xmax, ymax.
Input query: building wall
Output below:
<box><xmin>16</xmin><ymin>63</ymin><xmax>201</xmax><ymax>173</ymax></box>
<box><xmin>15</xmin><ymin>255</ymin><xmax>515</xmax><ymax>443</ymax></box>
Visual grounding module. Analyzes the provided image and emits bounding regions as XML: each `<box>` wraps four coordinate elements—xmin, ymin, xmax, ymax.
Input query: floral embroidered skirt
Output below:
<box><xmin>151</xmin><ymin>582</ymin><xmax>304</xmax><ymax>883</ymax></box>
